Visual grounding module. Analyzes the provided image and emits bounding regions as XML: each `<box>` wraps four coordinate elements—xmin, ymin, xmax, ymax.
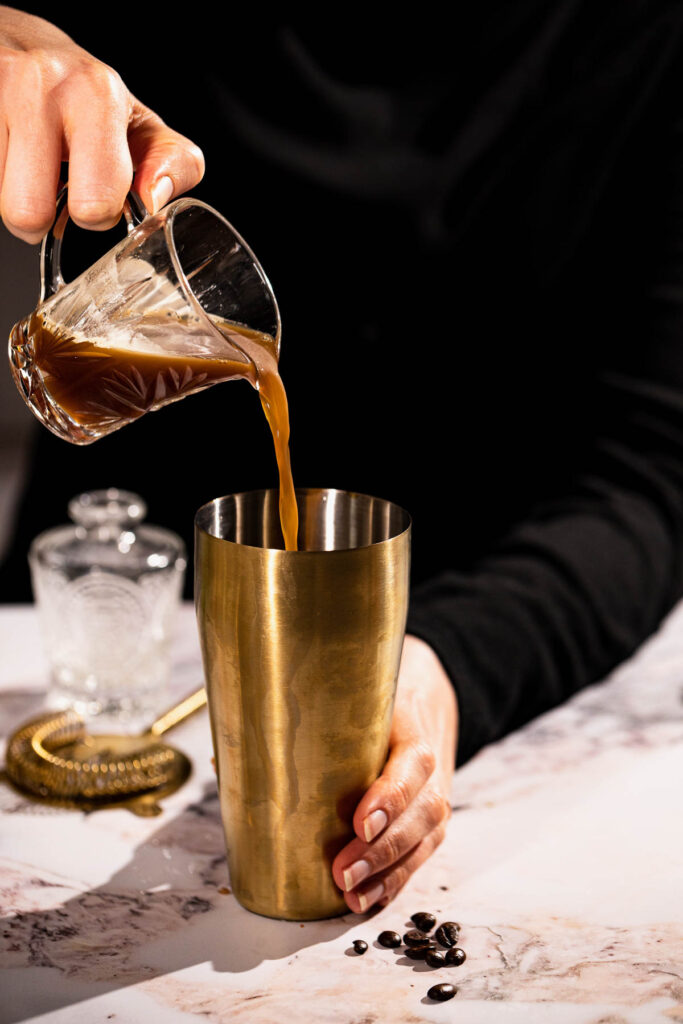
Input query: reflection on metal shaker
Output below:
<box><xmin>195</xmin><ymin>488</ymin><xmax>410</xmax><ymax>920</ymax></box>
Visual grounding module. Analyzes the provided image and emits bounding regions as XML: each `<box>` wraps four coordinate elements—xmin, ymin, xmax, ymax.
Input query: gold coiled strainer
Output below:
<box><xmin>5</xmin><ymin>687</ymin><xmax>206</xmax><ymax>804</ymax></box>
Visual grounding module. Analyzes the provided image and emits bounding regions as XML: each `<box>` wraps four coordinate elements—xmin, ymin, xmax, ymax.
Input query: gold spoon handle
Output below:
<box><xmin>147</xmin><ymin>687</ymin><xmax>207</xmax><ymax>737</ymax></box>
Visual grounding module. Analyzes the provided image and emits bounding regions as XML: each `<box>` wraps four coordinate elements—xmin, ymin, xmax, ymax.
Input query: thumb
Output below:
<box><xmin>127</xmin><ymin>100</ymin><xmax>205</xmax><ymax>213</ymax></box>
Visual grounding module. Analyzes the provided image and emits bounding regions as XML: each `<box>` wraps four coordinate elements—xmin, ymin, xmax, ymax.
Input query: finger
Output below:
<box><xmin>62</xmin><ymin>63</ymin><xmax>133</xmax><ymax>229</ymax></box>
<box><xmin>332</xmin><ymin>784</ymin><xmax>448</xmax><ymax>895</ymax></box>
<box><xmin>1</xmin><ymin>100</ymin><xmax>61</xmax><ymax>243</ymax></box>
<box><xmin>352</xmin><ymin>737</ymin><xmax>436</xmax><ymax>845</ymax></box>
<box><xmin>0</xmin><ymin>121</ymin><xmax>9</xmax><ymax>222</ymax></box>
<box><xmin>128</xmin><ymin>102</ymin><xmax>205</xmax><ymax>214</ymax></box>
<box><xmin>345</xmin><ymin>818</ymin><xmax>448</xmax><ymax>914</ymax></box>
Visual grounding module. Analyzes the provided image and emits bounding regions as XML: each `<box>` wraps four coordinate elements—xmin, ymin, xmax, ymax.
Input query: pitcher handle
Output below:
<box><xmin>39</xmin><ymin>186</ymin><xmax>148</xmax><ymax>303</ymax></box>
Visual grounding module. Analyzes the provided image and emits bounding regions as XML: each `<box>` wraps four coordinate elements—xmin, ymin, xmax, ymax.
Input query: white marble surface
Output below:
<box><xmin>1</xmin><ymin>601</ymin><xmax>682</xmax><ymax>1024</ymax></box>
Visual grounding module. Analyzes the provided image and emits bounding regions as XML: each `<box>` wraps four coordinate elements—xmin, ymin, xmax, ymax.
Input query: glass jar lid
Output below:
<box><xmin>67</xmin><ymin>488</ymin><xmax>146</xmax><ymax>529</ymax></box>
<box><xmin>30</xmin><ymin>488</ymin><xmax>186</xmax><ymax>577</ymax></box>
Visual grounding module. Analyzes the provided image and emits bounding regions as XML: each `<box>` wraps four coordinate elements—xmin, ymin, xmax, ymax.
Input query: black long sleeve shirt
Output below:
<box><xmin>5</xmin><ymin>3</ymin><xmax>683</xmax><ymax>765</ymax></box>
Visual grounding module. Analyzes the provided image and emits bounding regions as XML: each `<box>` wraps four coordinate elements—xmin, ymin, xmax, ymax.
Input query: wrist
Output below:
<box><xmin>396</xmin><ymin>634</ymin><xmax>458</xmax><ymax>780</ymax></box>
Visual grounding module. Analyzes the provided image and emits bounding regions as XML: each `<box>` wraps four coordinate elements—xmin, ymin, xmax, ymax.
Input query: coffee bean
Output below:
<box><xmin>352</xmin><ymin>940</ymin><xmax>368</xmax><ymax>955</ymax></box>
<box><xmin>377</xmin><ymin>930</ymin><xmax>402</xmax><ymax>948</ymax></box>
<box><xmin>404</xmin><ymin>929</ymin><xmax>429</xmax><ymax>947</ymax></box>
<box><xmin>435</xmin><ymin>922</ymin><xmax>460</xmax><ymax>947</ymax></box>
<box><xmin>405</xmin><ymin>941</ymin><xmax>436</xmax><ymax>960</ymax></box>
<box><xmin>428</xmin><ymin>983</ymin><xmax>456</xmax><ymax>1002</ymax></box>
<box><xmin>425</xmin><ymin>950</ymin><xmax>446</xmax><ymax>968</ymax></box>
<box><xmin>410</xmin><ymin>911</ymin><xmax>436</xmax><ymax>933</ymax></box>
<box><xmin>445</xmin><ymin>946</ymin><xmax>466</xmax><ymax>966</ymax></box>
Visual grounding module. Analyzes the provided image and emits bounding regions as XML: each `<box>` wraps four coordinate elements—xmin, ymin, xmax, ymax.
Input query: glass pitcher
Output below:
<box><xmin>8</xmin><ymin>188</ymin><xmax>281</xmax><ymax>444</ymax></box>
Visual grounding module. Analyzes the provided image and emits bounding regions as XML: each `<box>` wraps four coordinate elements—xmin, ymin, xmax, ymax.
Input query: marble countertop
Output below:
<box><xmin>1</xmin><ymin>602</ymin><xmax>682</xmax><ymax>1024</ymax></box>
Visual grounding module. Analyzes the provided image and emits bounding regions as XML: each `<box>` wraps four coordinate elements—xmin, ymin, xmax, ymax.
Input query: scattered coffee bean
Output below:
<box><xmin>428</xmin><ymin>983</ymin><xmax>456</xmax><ymax>1002</ymax></box>
<box><xmin>405</xmin><ymin>941</ymin><xmax>436</xmax><ymax>960</ymax></box>
<box><xmin>353</xmin><ymin>940</ymin><xmax>368</xmax><ymax>955</ymax></box>
<box><xmin>445</xmin><ymin>946</ymin><xmax>466</xmax><ymax>966</ymax></box>
<box><xmin>435</xmin><ymin>922</ymin><xmax>460</xmax><ymax>948</ymax></box>
<box><xmin>404</xmin><ymin>929</ymin><xmax>429</xmax><ymax>947</ymax></box>
<box><xmin>377</xmin><ymin>930</ymin><xmax>402</xmax><ymax>948</ymax></box>
<box><xmin>425</xmin><ymin>950</ymin><xmax>446</xmax><ymax>968</ymax></box>
<box><xmin>410</xmin><ymin>911</ymin><xmax>436</xmax><ymax>933</ymax></box>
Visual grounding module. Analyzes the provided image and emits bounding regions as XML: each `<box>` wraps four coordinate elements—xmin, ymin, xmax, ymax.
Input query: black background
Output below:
<box><xmin>3</xmin><ymin>4</ymin><xmax>680</xmax><ymax>600</ymax></box>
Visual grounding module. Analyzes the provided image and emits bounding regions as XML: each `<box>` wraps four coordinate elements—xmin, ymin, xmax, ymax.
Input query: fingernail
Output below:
<box><xmin>150</xmin><ymin>175</ymin><xmax>174</xmax><ymax>213</ymax></box>
<box><xmin>358</xmin><ymin>881</ymin><xmax>385</xmax><ymax>913</ymax></box>
<box><xmin>343</xmin><ymin>859</ymin><xmax>371</xmax><ymax>892</ymax></box>
<box><xmin>363</xmin><ymin>809</ymin><xmax>388</xmax><ymax>843</ymax></box>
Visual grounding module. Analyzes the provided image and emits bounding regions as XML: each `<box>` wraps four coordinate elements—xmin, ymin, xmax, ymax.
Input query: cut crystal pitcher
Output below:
<box><xmin>8</xmin><ymin>189</ymin><xmax>281</xmax><ymax>444</ymax></box>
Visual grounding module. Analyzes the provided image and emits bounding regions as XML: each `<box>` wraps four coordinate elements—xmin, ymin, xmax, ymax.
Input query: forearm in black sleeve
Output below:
<box><xmin>408</xmin><ymin>117</ymin><xmax>683</xmax><ymax>767</ymax></box>
<box><xmin>408</xmin><ymin>373</ymin><xmax>683</xmax><ymax>765</ymax></box>
<box><xmin>406</xmin><ymin>16</ymin><xmax>683</xmax><ymax>766</ymax></box>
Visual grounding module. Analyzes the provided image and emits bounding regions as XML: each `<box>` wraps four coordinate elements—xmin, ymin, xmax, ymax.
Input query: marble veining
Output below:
<box><xmin>1</xmin><ymin>603</ymin><xmax>682</xmax><ymax>1023</ymax></box>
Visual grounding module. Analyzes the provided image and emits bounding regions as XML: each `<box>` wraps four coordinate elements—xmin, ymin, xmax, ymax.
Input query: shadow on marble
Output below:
<box><xmin>1</xmin><ymin>782</ymin><xmax>357</xmax><ymax>1023</ymax></box>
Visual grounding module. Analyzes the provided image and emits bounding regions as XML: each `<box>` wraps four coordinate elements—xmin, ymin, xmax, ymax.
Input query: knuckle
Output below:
<box><xmin>154</xmin><ymin>136</ymin><xmax>205</xmax><ymax>188</ymax></box>
<box><xmin>4</xmin><ymin>48</ymin><xmax>59</xmax><ymax>91</ymax></box>
<box><xmin>69</xmin><ymin>199</ymin><xmax>118</xmax><ymax>225</ymax></box>
<box><xmin>69</xmin><ymin>186</ymin><xmax>124</xmax><ymax>225</ymax></box>
<box><xmin>58</xmin><ymin>60</ymin><xmax>128</xmax><ymax>120</ymax></box>
<box><xmin>387</xmin><ymin>773</ymin><xmax>412</xmax><ymax>817</ymax></box>
<box><xmin>424</xmin><ymin>788</ymin><xmax>448</xmax><ymax>829</ymax></box>
<box><xmin>414</xmin><ymin>741</ymin><xmax>437</xmax><ymax>779</ymax></box>
<box><xmin>184</xmin><ymin>141</ymin><xmax>205</xmax><ymax>182</ymax></box>
<box><xmin>380</xmin><ymin>827</ymin><xmax>406</xmax><ymax>868</ymax></box>
<box><xmin>79</xmin><ymin>60</ymin><xmax>125</xmax><ymax>100</ymax></box>
<box><xmin>3</xmin><ymin>196</ymin><xmax>54</xmax><ymax>235</ymax></box>
<box><xmin>7</xmin><ymin>51</ymin><xmax>123</xmax><ymax>109</ymax></box>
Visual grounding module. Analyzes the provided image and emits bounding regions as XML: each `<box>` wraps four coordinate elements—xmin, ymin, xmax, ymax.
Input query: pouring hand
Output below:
<box><xmin>331</xmin><ymin>634</ymin><xmax>457</xmax><ymax>913</ymax></box>
<box><xmin>0</xmin><ymin>8</ymin><xmax>204</xmax><ymax>243</ymax></box>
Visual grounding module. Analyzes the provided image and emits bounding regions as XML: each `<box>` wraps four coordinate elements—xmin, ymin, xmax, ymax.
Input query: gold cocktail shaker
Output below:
<box><xmin>195</xmin><ymin>488</ymin><xmax>410</xmax><ymax>920</ymax></box>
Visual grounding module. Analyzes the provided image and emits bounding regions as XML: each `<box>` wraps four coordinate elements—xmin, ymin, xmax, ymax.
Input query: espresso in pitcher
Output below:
<box><xmin>10</xmin><ymin>310</ymin><xmax>299</xmax><ymax>551</ymax></box>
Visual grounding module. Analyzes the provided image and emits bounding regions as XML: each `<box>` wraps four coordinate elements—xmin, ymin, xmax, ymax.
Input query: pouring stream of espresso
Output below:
<box><xmin>12</xmin><ymin>311</ymin><xmax>299</xmax><ymax>550</ymax></box>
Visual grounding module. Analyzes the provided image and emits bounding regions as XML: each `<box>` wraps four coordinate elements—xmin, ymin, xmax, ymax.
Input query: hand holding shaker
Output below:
<box><xmin>195</xmin><ymin>488</ymin><xmax>411</xmax><ymax>920</ymax></box>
